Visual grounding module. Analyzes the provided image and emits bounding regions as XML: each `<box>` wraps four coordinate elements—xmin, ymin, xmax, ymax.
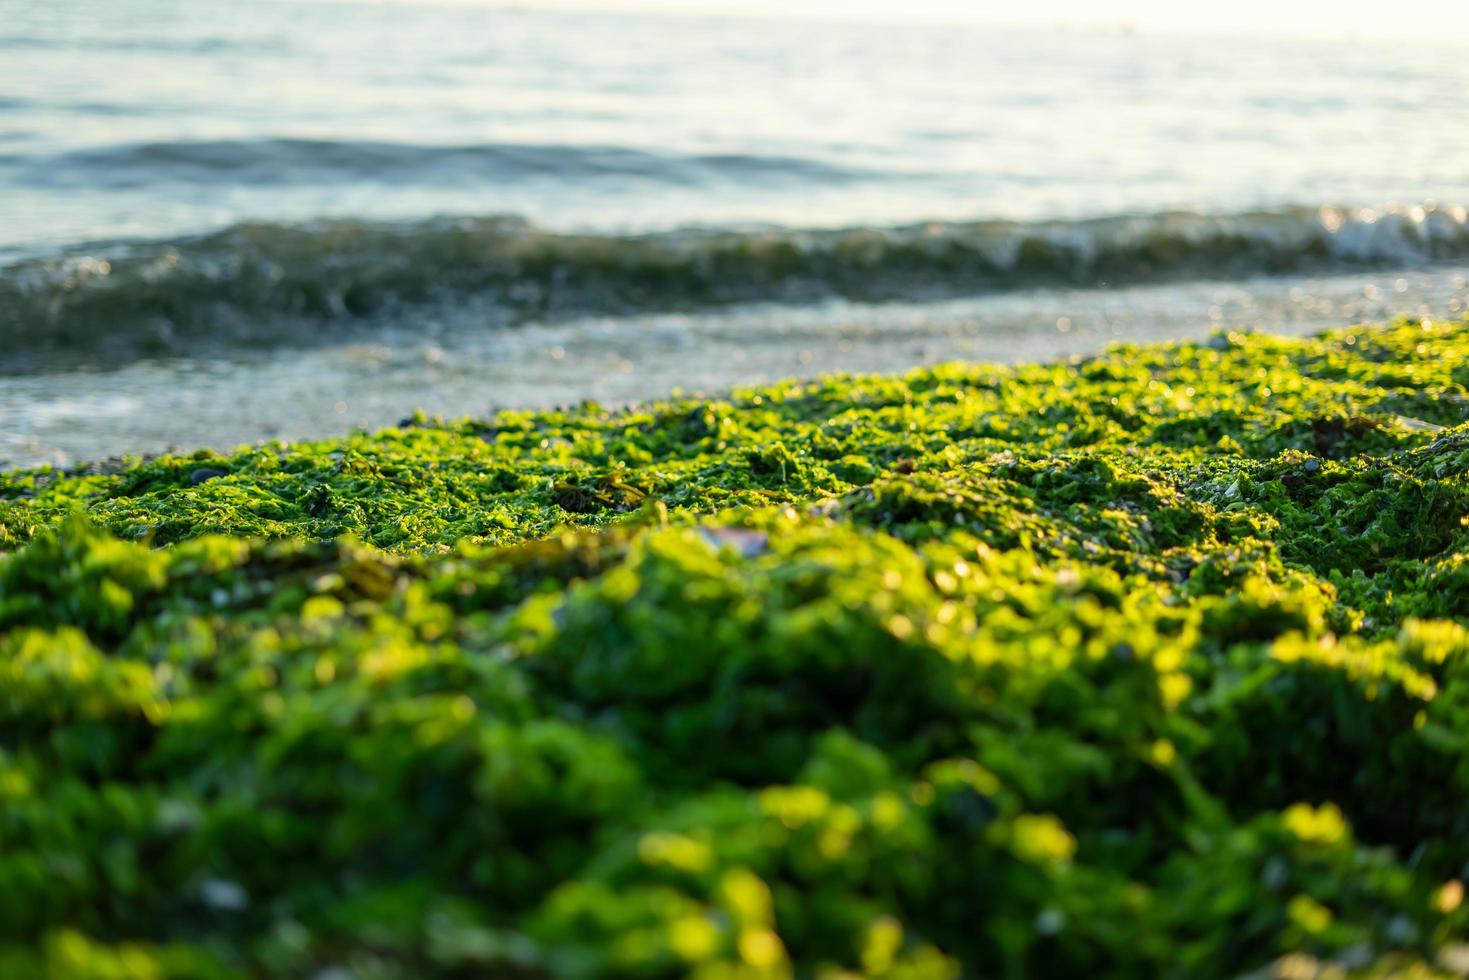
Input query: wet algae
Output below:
<box><xmin>1</xmin><ymin>318</ymin><xmax>1468</xmax><ymax>978</ymax></box>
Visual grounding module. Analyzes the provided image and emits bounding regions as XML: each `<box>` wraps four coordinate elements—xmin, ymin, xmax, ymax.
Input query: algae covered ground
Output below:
<box><xmin>2</xmin><ymin>318</ymin><xmax>1469</xmax><ymax>978</ymax></box>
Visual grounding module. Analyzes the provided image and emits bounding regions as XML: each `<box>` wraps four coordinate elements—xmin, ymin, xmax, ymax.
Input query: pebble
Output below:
<box><xmin>190</xmin><ymin>467</ymin><xmax>229</xmax><ymax>485</ymax></box>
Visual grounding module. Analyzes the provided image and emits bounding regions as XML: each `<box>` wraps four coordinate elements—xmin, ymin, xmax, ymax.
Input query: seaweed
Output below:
<box><xmin>1</xmin><ymin>318</ymin><xmax>1468</xmax><ymax>978</ymax></box>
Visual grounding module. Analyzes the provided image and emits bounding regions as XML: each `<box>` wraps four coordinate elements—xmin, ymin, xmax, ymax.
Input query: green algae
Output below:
<box><xmin>1</xmin><ymin>318</ymin><xmax>1468</xmax><ymax>978</ymax></box>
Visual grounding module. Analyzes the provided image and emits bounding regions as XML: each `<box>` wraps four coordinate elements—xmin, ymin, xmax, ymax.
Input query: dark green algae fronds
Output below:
<box><xmin>3</xmin><ymin>318</ymin><xmax>1469</xmax><ymax>978</ymax></box>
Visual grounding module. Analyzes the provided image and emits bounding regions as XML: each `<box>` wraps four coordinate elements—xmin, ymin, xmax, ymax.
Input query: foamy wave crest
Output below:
<box><xmin>3</xmin><ymin>203</ymin><xmax>1466</xmax><ymax>368</ymax></box>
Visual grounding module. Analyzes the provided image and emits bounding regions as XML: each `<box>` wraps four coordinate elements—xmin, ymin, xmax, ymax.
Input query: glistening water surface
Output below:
<box><xmin>6</xmin><ymin>0</ymin><xmax>1469</xmax><ymax>249</ymax></box>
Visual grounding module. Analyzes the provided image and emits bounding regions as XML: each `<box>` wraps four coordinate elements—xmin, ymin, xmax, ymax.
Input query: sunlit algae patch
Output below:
<box><xmin>2</xmin><ymin>317</ymin><xmax>1468</xmax><ymax>978</ymax></box>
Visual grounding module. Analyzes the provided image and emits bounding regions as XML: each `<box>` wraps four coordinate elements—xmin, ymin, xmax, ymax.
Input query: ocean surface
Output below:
<box><xmin>3</xmin><ymin>0</ymin><xmax>1469</xmax><ymax>466</ymax></box>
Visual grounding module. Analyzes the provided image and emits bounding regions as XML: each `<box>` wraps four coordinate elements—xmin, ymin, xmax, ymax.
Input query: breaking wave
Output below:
<box><xmin>3</xmin><ymin>203</ymin><xmax>1466</xmax><ymax>368</ymax></box>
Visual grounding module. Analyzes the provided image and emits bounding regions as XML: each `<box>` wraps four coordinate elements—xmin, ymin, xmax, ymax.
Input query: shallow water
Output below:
<box><xmin>5</xmin><ymin>264</ymin><xmax>1463</xmax><ymax>468</ymax></box>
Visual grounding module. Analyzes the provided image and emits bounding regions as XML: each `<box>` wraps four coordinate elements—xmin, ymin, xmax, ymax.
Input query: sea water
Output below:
<box><xmin>3</xmin><ymin>0</ymin><xmax>1467</xmax><ymax>464</ymax></box>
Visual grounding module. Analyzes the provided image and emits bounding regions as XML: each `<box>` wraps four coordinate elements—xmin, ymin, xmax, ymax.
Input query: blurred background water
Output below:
<box><xmin>3</xmin><ymin>0</ymin><xmax>1468</xmax><ymax>465</ymax></box>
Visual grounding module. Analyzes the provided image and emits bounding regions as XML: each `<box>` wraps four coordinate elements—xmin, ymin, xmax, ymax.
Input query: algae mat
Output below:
<box><xmin>2</xmin><ymin>319</ymin><xmax>1468</xmax><ymax>978</ymax></box>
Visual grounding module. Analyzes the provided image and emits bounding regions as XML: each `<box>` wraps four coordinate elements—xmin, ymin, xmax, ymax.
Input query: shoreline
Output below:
<box><xmin>6</xmin><ymin>203</ymin><xmax>1467</xmax><ymax>376</ymax></box>
<box><xmin>5</xmin><ymin>266</ymin><xmax>1467</xmax><ymax>471</ymax></box>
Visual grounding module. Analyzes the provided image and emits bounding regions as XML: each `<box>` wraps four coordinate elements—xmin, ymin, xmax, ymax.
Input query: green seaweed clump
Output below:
<box><xmin>1</xmin><ymin>317</ymin><xmax>1468</xmax><ymax>978</ymax></box>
